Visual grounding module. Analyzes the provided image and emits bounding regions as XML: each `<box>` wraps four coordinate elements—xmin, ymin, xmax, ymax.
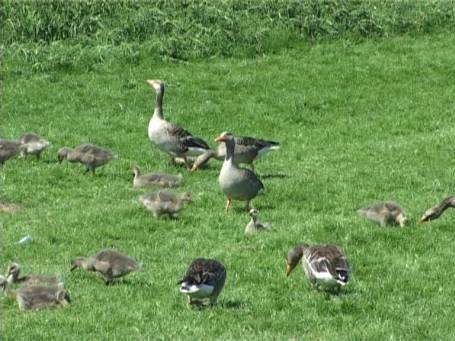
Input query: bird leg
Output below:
<box><xmin>225</xmin><ymin>198</ymin><xmax>232</xmax><ymax>212</ymax></box>
<box><xmin>84</xmin><ymin>168</ymin><xmax>90</xmax><ymax>175</ymax></box>
<box><xmin>245</xmin><ymin>201</ymin><xmax>251</xmax><ymax>212</ymax></box>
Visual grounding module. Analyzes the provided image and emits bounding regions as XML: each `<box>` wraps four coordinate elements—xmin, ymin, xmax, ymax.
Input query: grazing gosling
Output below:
<box><xmin>245</xmin><ymin>208</ymin><xmax>270</xmax><ymax>234</ymax></box>
<box><xmin>419</xmin><ymin>196</ymin><xmax>455</xmax><ymax>223</ymax></box>
<box><xmin>178</xmin><ymin>258</ymin><xmax>226</xmax><ymax>307</ymax></box>
<box><xmin>19</xmin><ymin>133</ymin><xmax>50</xmax><ymax>159</ymax></box>
<box><xmin>357</xmin><ymin>201</ymin><xmax>407</xmax><ymax>227</ymax></box>
<box><xmin>6</xmin><ymin>263</ymin><xmax>63</xmax><ymax>288</ymax></box>
<box><xmin>132</xmin><ymin>166</ymin><xmax>183</xmax><ymax>188</ymax></box>
<box><xmin>0</xmin><ymin>275</ymin><xmax>70</xmax><ymax>311</ymax></box>
<box><xmin>57</xmin><ymin>144</ymin><xmax>115</xmax><ymax>174</ymax></box>
<box><xmin>286</xmin><ymin>244</ymin><xmax>351</xmax><ymax>292</ymax></box>
<box><xmin>138</xmin><ymin>191</ymin><xmax>192</xmax><ymax>218</ymax></box>
<box><xmin>70</xmin><ymin>249</ymin><xmax>141</xmax><ymax>284</ymax></box>
<box><xmin>0</xmin><ymin>140</ymin><xmax>21</xmax><ymax>167</ymax></box>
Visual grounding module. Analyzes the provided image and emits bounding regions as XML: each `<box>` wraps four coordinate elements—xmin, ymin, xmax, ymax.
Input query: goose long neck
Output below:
<box><xmin>154</xmin><ymin>87</ymin><xmax>164</xmax><ymax>119</ymax></box>
<box><xmin>224</xmin><ymin>139</ymin><xmax>235</xmax><ymax>163</ymax></box>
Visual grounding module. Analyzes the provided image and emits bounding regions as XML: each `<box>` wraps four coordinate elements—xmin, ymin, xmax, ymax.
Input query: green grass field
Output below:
<box><xmin>2</xmin><ymin>32</ymin><xmax>455</xmax><ymax>340</ymax></box>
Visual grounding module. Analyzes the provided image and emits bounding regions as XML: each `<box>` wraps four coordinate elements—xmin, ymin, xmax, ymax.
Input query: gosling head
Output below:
<box><xmin>146</xmin><ymin>79</ymin><xmax>164</xmax><ymax>93</ymax></box>
<box><xmin>396</xmin><ymin>212</ymin><xmax>407</xmax><ymax>227</ymax></box>
<box><xmin>132</xmin><ymin>166</ymin><xmax>141</xmax><ymax>178</ymax></box>
<box><xmin>70</xmin><ymin>257</ymin><xmax>91</xmax><ymax>271</ymax></box>
<box><xmin>249</xmin><ymin>208</ymin><xmax>259</xmax><ymax>220</ymax></box>
<box><xmin>179</xmin><ymin>192</ymin><xmax>192</xmax><ymax>203</ymax></box>
<box><xmin>285</xmin><ymin>244</ymin><xmax>308</xmax><ymax>277</ymax></box>
<box><xmin>57</xmin><ymin>148</ymin><xmax>70</xmax><ymax>163</ymax></box>
<box><xmin>56</xmin><ymin>289</ymin><xmax>71</xmax><ymax>306</ymax></box>
<box><xmin>419</xmin><ymin>207</ymin><xmax>437</xmax><ymax>223</ymax></box>
<box><xmin>7</xmin><ymin>262</ymin><xmax>20</xmax><ymax>282</ymax></box>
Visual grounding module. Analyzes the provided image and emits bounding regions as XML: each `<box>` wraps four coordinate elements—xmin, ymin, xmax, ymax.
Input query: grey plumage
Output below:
<box><xmin>70</xmin><ymin>249</ymin><xmax>140</xmax><ymax>284</ymax></box>
<box><xmin>286</xmin><ymin>244</ymin><xmax>351</xmax><ymax>292</ymax></box>
<box><xmin>6</xmin><ymin>263</ymin><xmax>63</xmax><ymax>288</ymax></box>
<box><xmin>19</xmin><ymin>133</ymin><xmax>49</xmax><ymax>159</ymax></box>
<box><xmin>0</xmin><ymin>140</ymin><xmax>21</xmax><ymax>166</ymax></box>
<box><xmin>132</xmin><ymin>166</ymin><xmax>182</xmax><ymax>188</ymax></box>
<box><xmin>216</xmin><ymin>132</ymin><xmax>264</xmax><ymax>212</ymax></box>
<box><xmin>192</xmin><ymin>135</ymin><xmax>280</xmax><ymax>171</ymax></box>
<box><xmin>138</xmin><ymin>191</ymin><xmax>192</xmax><ymax>217</ymax></box>
<box><xmin>245</xmin><ymin>208</ymin><xmax>270</xmax><ymax>234</ymax></box>
<box><xmin>419</xmin><ymin>196</ymin><xmax>455</xmax><ymax>223</ymax></box>
<box><xmin>57</xmin><ymin>143</ymin><xmax>115</xmax><ymax>174</ymax></box>
<box><xmin>357</xmin><ymin>201</ymin><xmax>407</xmax><ymax>227</ymax></box>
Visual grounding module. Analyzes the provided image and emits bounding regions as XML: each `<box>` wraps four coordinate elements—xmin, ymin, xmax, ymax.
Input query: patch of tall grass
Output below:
<box><xmin>1</xmin><ymin>0</ymin><xmax>454</xmax><ymax>70</ymax></box>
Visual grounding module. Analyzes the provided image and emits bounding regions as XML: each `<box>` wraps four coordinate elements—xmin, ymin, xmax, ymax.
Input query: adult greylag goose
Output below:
<box><xmin>70</xmin><ymin>249</ymin><xmax>141</xmax><ymax>284</ymax></box>
<box><xmin>191</xmin><ymin>135</ymin><xmax>279</xmax><ymax>171</ymax></box>
<box><xmin>132</xmin><ymin>166</ymin><xmax>182</xmax><ymax>188</ymax></box>
<box><xmin>6</xmin><ymin>263</ymin><xmax>63</xmax><ymax>288</ymax></box>
<box><xmin>146</xmin><ymin>79</ymin><xmax>210</xmax><ymax>169</ymax></box>
<box><xmin>57</xmin><ymin>143</ymin><xmax>116</xmax><ymax>174</ymax></box>
<box><xmin>357</xmin><ymin>201</ymin><xmax>406</xmax><ymax>227</ymax></box>
<box><xmin>216</xmin><ymin>132</ymin><xmax>264</xmax><ymax>212</ymax></box>
<box><xmin>286</xmin><ymin>244</ymin><xmax>351</xmax><ymax>292</ymax></box>
<box><xmin>0</xmin><ymin>140</ymin><xmax>21</xmax><ymax>167</ymax></box>
<box><xmin>178</xmin><ymin>258</ymin><xmax>226</xmax><ymax>306</ymax></box>
<box><xmin>138</xmin><ymin>191</ymin><xmax>192</xmax><ymax>218</ymax></box>
<box><xmin>19</xmin><ymin>133</ymin><xmax>49</xmax><ymax>159</ymax></box>
<box><xmin>419</xmin><ymin>196</ymin><xmax>455</xmax><ymax>223</ymax></box>
<box><xmin>245</xmin><ymin>208</ymin><xmax>270</xmax><ymax>234</ymax></box>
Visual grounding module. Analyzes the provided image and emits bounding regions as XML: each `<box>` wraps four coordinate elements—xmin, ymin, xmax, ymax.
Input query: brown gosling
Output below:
<box><xmin>70</xmin><ymin>249</ymin><xmax>141</xmax><ymax>284</ymax></box>
<box><xmin>19</xmin><ymin>133</ymin><xmax>50</xmax><ymax>159</ymax></box>
<box><xmin>357</xmin><ymin>201</ymin><xmax>407</xmax><ymax>227</ymax></box>
<box><xmin>132</xmin><ymin>166</ymin><xmax>183</xmax><ymax>188</ymax></box>
<box><xmin>419</xmin><ymin>196</ymin><xmax>455</xmax><ymax>223</ymax></box>
<box><xmin>6</xmin><ymin>263</ymin><xmax>63</xmax><ymax>288</ymax></box>
<box><xmin>0</xmin><ymin>140</ymin><xmax>21</xmax><ymax>167</ymax></box>
<box><xmin>138</xmin><ymin>191</ymin><xmax>192</xmax><ymax>218</ymax></box>
<box><xmin>245</xmin><ymin>208</ymin><xmax>270</xmax><ymax>234</ymax></box>
<box><xmin>57</xmin><ymin>143</ymin><xmax>116</xmax><ymax>174</ymax></box>
<box><xmin>0</xmin><ymin>275</ymin><xmax>70</xmax><ymax>311</ymax></box>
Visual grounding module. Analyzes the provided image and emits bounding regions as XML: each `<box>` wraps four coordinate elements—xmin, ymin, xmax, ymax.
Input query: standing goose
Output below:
<box><xmin>419</xmin><ymin>196</ymin><xmax>455</xmax><ymax>223</ymax></box>
<box><xmin>19</xmin><ymin>133</ymin><xmax>49</xmax><ymax>159</ymax></box>
<box><xmin>132</xmin><ymin>166</ymin><xmax>182</xmax><ymax>188</ymax></box>
<box><xmin>286</xmin><ymin>244</ymin><xmax>351</xmax><ymax>291</ymax></box>
<box><xmin>146</xmin><ymin>79</ymin><xmax>210</xmax><ymax>169</ymax></box>
<box><xmin>57</xmin><ymin>143</ymin><xmax>116</xmax><ymax>174</ymax></box>
<box><xmin>0</xmin><ymin>140</ymin><xmax>21</xmax><ymax>167</ymax></box>
<box><xmin>178</xmin><ymin>258</ymin><xmax>226</xmax><ymax>306</ymax></box>
<box><xmin>70</xmin><ymin>249</ymin><xmax>141</xmax><ymax>284</ymax></box>
<box><xmin>357</xmin><ymin>201</ymin><xmax>407</xmax><ymax>227</ymax></box>
<box><xmin>216</xmin><ymin>132</ymin><xmax>264</xmax><ymax>212</ymax></box>
<box><xmin>6</xmin><ymin>263</ymin><xmax>63</xmax><ymax>288</ymax></box>
<box><xmin>245</xmin><ymin>208</ymin><xmax>270</xmax><ymax>234</ymax></box>
<box><xmin>191</xmin><ymin>136</ymin><xmax>280</xmax><ymax>172</ymax></box>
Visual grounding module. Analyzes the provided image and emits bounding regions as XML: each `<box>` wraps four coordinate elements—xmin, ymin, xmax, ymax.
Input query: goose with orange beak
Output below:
<box><xmin>215</xmin><ymin>132</ymin><xmax>264</xmax><ymax>212</ymax></box>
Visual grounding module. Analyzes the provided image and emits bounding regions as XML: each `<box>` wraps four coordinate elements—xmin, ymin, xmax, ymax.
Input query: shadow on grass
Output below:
<box><xmin>261</xmin><ymin>172</ymin><xmax>288</xmax><ymax>179</ymax></box>
<box><xmin>220</xmin><ymin>299</ymin><xmax>248</xmax><ymax>309</ymax></box>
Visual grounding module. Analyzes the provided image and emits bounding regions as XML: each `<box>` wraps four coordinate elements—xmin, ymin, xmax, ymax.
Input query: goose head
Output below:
<box><xmin>132</xmin><ymin>166</ymin><xmax>141</xmax><ymax>178</ymax></box>
<box><xmin>70</xmin><ymin>257</ymin><xmax>93</xmax><ymax>271</ymax></box>
<box><xmin>57</xmin><ymin>148</ymin><xmax>71</xmax><ymax>163</ymax></box>
<box><xmin>6</xmin><ymin>262</ymin><xmax>20</xmax><ymax>283</ymax></box>
<box><xmin>215</xmin><ymin>132</ymin><xmax>234</xmax><ymax>144</ymax></box>
<box><xmin>285</xmin><ymin>244</ymin><xmax>308</xmax><ymax>276</ymax></box>
<box><xmin>146</xmin><ymin>79</ymin><xmax>164</xmax><ymax>93</ymax></box>
<box><xmin>56</xmin><ymin>289</ymin><xmax>71</xmax><ymax>306</ymax></box>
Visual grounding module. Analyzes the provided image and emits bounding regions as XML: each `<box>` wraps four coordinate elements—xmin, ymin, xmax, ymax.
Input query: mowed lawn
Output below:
<box><xmin>1</xmin><ymin>33</ymin><xmax>455</xmax><ymax>340</ymax></box>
